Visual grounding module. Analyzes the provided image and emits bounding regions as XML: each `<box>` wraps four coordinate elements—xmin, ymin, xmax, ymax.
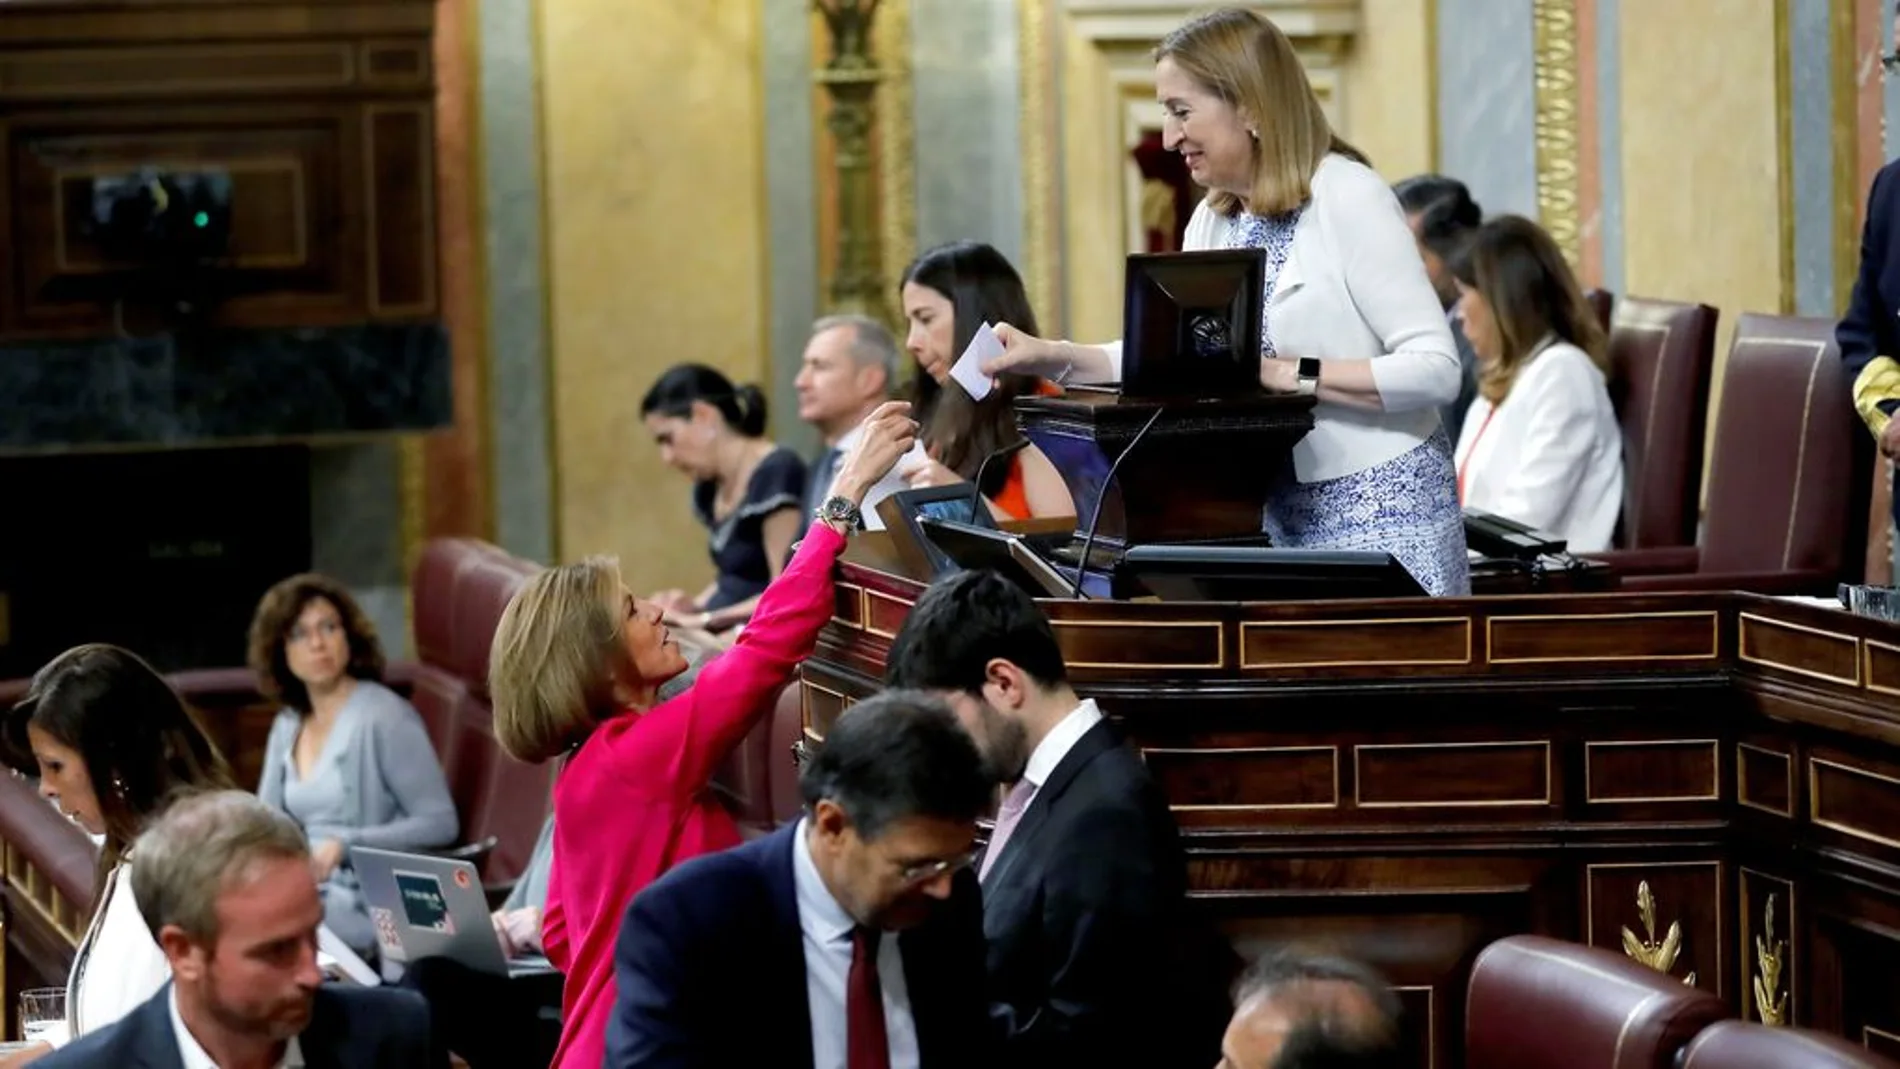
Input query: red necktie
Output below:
<box><xmin>847</xmin><ymin>926</ymin><xmax>891</xmax><ymax>1069</ymax></box>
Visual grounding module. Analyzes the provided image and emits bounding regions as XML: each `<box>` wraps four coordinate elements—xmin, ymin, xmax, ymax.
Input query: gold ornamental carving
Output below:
<box><xmin>814</xmin><ymin>0</ymin><xmax>889</xmax><ymax>320</ymax></box>
<box><xmin>1531</xmin><ymin>0</ymin><xmax>1581</xmax><ymax>267</ymax></box>
<box><xmin>1620</xmin><ymin>880</ymin><xmax>1697</xmax><ymax>987</ymax></box>
<box><xmin>1753</xmin><ymin>893</ymin><xmax>1788</xmax><ymax>1026</ymax></box>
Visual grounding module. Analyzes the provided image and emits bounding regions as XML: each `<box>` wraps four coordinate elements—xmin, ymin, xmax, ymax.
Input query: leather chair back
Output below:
<box><xmin>409</xmin><ymin>537</ymin><xmax>552</xmax><ymax>883</ymax></box>
<box><xmin>1680</xmin><ymin>1021</ymin><xmax>1900</xmax><ymax>1069</ymax></box>
<box><xmin>1701</xmin><ymin>314</ymin><xmax>1867</xmax><ymax>578</ymax></box>
<box><xmin>1606</xmin><ymin>297</ymin><xmax>1719</xmax><ymax>550</ymax></box>
<box><xmin>1586</xmin><ymin>288</ymin><xmax>1615</xmax><ymax>331</ymax></box>
<box><xmin>1466</xmin><ymin>935</ymin><xmax>1727</xmax><ymax>1069</ymax></box>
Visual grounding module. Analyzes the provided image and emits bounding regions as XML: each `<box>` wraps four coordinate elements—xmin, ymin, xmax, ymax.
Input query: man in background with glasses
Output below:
<box><xmin>605</xmin><ymin>692</ymin><xmax>994</xmax><ymax>1069</ymax></box>
<box><xmin>885</xmin><ymin>570</ymin><xmax>1224</xmax><ymax>1069</ymax></box>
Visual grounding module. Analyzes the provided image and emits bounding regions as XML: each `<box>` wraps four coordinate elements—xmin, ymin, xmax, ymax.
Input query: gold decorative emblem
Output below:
<box><xmin>1753</xmin><ymin>893</ymin><xmax>1787</xmax><ymax>1026</ymax></box>
<box><xmin>1620</xmin><ymin>880</ymin><xmax>1697</xmax><ymax>987</ymax></box>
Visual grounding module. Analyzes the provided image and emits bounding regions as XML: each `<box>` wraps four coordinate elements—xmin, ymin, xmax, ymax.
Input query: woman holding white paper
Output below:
<box><xmin>980</xmin><ymin>8</ymin><xmax>1468</xmax><ymax>595</ymax></box>
<box><xmin>898</xmin><ymin>240</ymin><xmax>1075</xmax><ymax>521</ymax></box>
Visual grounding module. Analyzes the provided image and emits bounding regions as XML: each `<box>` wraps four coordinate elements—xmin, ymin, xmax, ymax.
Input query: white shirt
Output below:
<box><xmin>791</xmin><ymin>818</ymin><xmax>920</xmax><ymax>1069</ymax></box>
<box><xmin>170</xmin><ymin>986</ymin><xmax>304</xmax><ymax>1069</ymax></box>
<box><xmin>826</xmin><ymin>419</ymin><xmax>931</xmax><ymax>531</ymax></box>
<box><xmin>1453</xmin><ymin>338</ymin><xmax>1624</xmax><ymax>552</ymax></box>
<box><xmin>49</xmin><ymin>862</ymin><xmax>171</xmax><ymax>1048</ymax></box>
<box><xmin>1106</xmin><ymin>154</ymin><xmax>1461</xmax><ymax>483</ymax></box>
<box><xmin>1020</xmin><ymin>699</ymin><xmax>1106</xmax><ymax>794</ymax></box>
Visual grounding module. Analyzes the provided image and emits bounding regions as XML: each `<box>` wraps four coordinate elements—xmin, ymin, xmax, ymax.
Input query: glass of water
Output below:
<box><xmin>18</xmin><ymin>988</ymin><xmax>65</xmax><ymax>1045</ymax></box>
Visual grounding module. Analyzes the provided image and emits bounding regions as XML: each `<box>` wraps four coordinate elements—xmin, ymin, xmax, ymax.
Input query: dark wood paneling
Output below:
<box><xmin>0</xmin><ymin>0</ymin><xmax>439</xmax><ymax>339</ymax></box>
<box><xmin>1144</xmin><ymin>745</ymin><xmax>1338</xmax><ymax>821</ymax></box>
<box><xmin>1355</xmin><ymin>741</ymin><xmax>1553</xmax><ymax>809</ymax></box>
<box><xmin>1738</xmin><ymin>741</ymin><xmax>1795</xmax><ymax>817</ymax></box>
<box><xmin>791</xmin><ymin>577</ymin><xmax>1900</xmax><ymax>1067</ymax></box>
<box><xmin>1584</xmin><ymin>739</ymin><xmax>1719</xmax><ymax>804</ymax></box>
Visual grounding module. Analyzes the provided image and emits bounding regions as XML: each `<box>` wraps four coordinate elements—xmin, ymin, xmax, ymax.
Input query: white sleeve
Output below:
<box><xmin>1326</xmin><ymin>168</ymin><xmax>1462</xmax><ymax>411</ymax></box>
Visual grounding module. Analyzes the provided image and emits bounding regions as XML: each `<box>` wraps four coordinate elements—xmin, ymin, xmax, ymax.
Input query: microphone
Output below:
<box><xmin>1070</xmin><ymin>405</ymin><xmax>1167</xmax><ymax>598</ymax></box>
<box><xmin>967</xmin><ymin>438</ymin><xmax>1032</xmax><ymax>522</ymax></box>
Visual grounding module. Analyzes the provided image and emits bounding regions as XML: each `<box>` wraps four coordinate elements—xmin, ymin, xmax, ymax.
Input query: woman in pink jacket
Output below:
<box><xmin>488</xmin><ymin>400</ymin><xmax>915</xmax><ymax>1069</ymax></box>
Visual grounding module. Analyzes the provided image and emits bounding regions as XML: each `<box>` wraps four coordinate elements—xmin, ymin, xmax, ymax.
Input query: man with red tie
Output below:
<box><xmin>604</xmin><ymin>692</ymin><xmax>995</xmax><ymax>1069</ymax></box>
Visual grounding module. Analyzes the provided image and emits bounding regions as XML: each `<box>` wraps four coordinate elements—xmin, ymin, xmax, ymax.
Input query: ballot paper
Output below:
<box><xmin>949</xmin><ymin>322</ymin><xmax>1004</xmax><ymax>401</ymax></box>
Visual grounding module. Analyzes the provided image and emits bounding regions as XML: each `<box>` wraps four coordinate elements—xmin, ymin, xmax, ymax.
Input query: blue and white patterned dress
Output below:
<box><xmin>1229</xmin><ymin>210</ymin><xmax>1471</xmax><ymax>597</ymax></box>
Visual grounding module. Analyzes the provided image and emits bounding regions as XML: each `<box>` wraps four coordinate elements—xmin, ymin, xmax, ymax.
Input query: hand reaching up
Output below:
<box><xmin>827</xmin><ymin>401</ymin><xmax>918</xmax><ymax>504</ymax></box>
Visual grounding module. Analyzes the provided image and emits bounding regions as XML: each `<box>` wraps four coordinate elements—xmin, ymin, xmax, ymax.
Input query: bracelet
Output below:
<box><xmin>1053</xmin><ymin>341</ymin><xmax>1076</xmax><ymax>386</ymax></box>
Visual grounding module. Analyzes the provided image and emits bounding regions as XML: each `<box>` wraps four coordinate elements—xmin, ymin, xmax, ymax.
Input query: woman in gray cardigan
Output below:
<box><xmin>249</xmin><ymin>574</ymin><xmax>457</xmax><ymax>957</ymax></box>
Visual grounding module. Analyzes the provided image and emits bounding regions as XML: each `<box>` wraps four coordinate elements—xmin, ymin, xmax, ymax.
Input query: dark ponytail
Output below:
<box><xmin>640</xmin><ymin>363</ymin><xmax>770</xmax><ymax>438</ymax></box>
<box><xmin>1393</xmin><ymin>174</ymin><xmax>1481</xmax><ymax>258</ymax></box>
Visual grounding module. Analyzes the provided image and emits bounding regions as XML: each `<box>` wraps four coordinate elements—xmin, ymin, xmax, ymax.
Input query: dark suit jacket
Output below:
<box><xmin>1839</xmin><ymin>156</ymin><xmax>1900</xmax><ymax>521</ymax></box>
<box><xmin>980</xmin><ymin>717</ymin><xmax>1221</xmax><ymax>1069</ymax></box>
<box><xmin>37</xmin><ymin>981</ymin><xmax>444</xmax><ymax>1069</ymax></box>
<box><xmin>606</xmin><ymin>822</ymin><xmax>992</xmax><ymax>1069</ymax></box>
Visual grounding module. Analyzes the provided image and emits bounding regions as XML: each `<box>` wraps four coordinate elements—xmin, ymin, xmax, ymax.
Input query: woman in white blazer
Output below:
<box><xmin>1</xmin><ymin>644</ymin><xmax>234</xmax><ymax>1067</ymax></box>
<box><xmin>985</xmin><ymin>8</ymin><xmax>1468</xmax><ymax>595</ymax></box>
<box><xmin>1449</xmin><ymin>215</ymin><xmax>1623</xmax><ymax>552</ymax></box>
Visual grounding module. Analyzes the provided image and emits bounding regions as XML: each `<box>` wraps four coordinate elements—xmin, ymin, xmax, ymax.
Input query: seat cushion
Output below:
<box><xmin>1466</xmin><ymin>935</ymin><xmax>1728</xmax><ymax>1069</ymax></box>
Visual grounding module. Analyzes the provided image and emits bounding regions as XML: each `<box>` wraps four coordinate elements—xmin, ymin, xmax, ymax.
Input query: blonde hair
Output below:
<box><xmin>488</xmin><ymin>556</ymin><xmax>626</xmax><ymax>764</ymax></box>
<box><xmin>1154</xmin><ymin>8</ymin><xmax>1367</xmax><ymax>216</ymax></box>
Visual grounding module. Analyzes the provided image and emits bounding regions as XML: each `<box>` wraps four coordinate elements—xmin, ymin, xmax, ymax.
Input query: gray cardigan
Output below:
<box><xmin>256</xmin><ymin>679</ymin><xmax>459</xmax><ymax>851</ymax></box>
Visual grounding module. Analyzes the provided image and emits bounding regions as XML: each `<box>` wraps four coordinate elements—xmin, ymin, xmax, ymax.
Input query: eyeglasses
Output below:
<box><xmin>896</xmin><ymin>848</ymin><xmax>978</xmax><ymax>885</ymax></box>
<box><xmin>1883</xmin><ymin>50</ymin><xmax>1900</xmax><ymax>75</ymax></box>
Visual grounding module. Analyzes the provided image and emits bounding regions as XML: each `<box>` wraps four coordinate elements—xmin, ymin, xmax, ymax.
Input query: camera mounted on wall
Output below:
<box><xmin>87</xmin><ymin>166</ymin><xmax>233</xmax><ymax>265</ymax></box>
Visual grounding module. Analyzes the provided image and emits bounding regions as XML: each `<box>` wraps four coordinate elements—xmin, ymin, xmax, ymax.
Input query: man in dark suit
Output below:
<box><xmin>885</xmin><ymin>570</ymin><xmax>1221</xmax><ymax>1068</ymax></box>
<box><xmin>1839</xmin><ymin>92</ymin><xmax>1900</xmax><ymax>525</ymax></box>
<box><xmin>40</xmin><ymin>790</ymin><xmax>443</xmax><ymax>1069</ymax></box>
<box><xmin>606</xmin><ymin>691</ymin><xmax>995</xmax><ymax>1069</ymax></box>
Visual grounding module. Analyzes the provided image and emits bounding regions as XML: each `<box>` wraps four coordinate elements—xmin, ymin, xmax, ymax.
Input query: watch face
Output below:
<box><xmin>1298</xmin><ymin>357</ymin><xmax>1321</xmax><ymax>378</ymax></box>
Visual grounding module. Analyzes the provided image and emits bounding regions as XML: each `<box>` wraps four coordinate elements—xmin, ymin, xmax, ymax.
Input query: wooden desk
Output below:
<box><xmin>808</xmin><ymin>553</ymin><xmax>1900</xmax><ymax>1068</ymax></box>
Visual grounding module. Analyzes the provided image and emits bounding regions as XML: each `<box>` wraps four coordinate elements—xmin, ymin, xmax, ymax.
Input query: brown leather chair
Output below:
<box><xmin>1466</xmin><ymin>935</ymin><xmax>1727</xmax><ymax>1069</ymax></box>
<box><xmin>1680</xmin><ymin>1021</ymin><xmax>1900</xmax><ymax>1068</ymax></box>
<box><xmin>1607</xmin><ymin>314</ymin><xmax>1871</xmax><ymax>593</ymax></box>
<box><xmin>408</xmin><ymin>537</ymin><xmax>554</xmax><ymax>884</ymax></box>
<box><xmin>1599</xmin><ymin>296</ymin><xmax>1719</xmax><ymax>553</ymax></box>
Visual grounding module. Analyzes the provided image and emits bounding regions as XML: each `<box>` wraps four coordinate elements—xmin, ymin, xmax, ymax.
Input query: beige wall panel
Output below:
<box><xmin>539</xmin><ymin>0</ymin><xmax>768</xmax><ymax>588</ymax></box>
<box><xmin>1619</xmin><ymin>0</ymin><xmax>1782</xmax><ymax>429</ymax></box>
<box><xmin>1061</xmin><ymin>24</ymin><xmax>1130</xmax><ymax>346</ymax></box>
<box><xmin>1341</xmin><ymin>0</ymin><xmax>1435</xmax><ymax>181</ymax></box>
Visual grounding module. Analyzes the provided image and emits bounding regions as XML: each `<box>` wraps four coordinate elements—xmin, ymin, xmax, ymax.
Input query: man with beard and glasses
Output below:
<box><xmin>38</xmin><ymin>790</ymin><xmax>443</xmax><ymax>1069</ymax></box>
<box><xmin>884</xmin><ymin>569</ymin><xmax>1224</xmax><ymax>1069</ymax></box>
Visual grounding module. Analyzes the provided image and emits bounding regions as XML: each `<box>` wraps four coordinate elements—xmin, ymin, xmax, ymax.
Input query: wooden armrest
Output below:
<box><xmin>1584</xmin><ymin>546</ymin><xmax>1701</xmax><ymax>576</ymax></box>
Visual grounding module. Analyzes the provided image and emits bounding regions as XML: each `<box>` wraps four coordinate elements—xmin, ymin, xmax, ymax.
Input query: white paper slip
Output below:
<box><xmin>949</xmin><ymin>322</ymin><xmax>1004</xmax><ymax>401</ymax></box>
<box><xmin>319</xmin><ymin>924</ymin><xmax>382</xmax><ymax>985</ymax></box>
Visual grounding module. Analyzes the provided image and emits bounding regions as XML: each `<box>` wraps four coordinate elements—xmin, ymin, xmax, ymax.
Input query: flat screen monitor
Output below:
<box><xmin>1117</xmin><ymin>543</ymin><xmax>1427</xmax><ymax>601</ymax></box>
<box><xmin>875</xmin><ymin>486</ymin><xmax>998</xmax><ymax>577</ymax></box>
<box><xmin>1122</xmin><ymin>248</ymin><xmax>1266</xmax><ymax>398</ymax></box>
<box><xmin>916</xmin><ymin>517</ymin><xmax>1080</xmax><ymax>599</ymax></box>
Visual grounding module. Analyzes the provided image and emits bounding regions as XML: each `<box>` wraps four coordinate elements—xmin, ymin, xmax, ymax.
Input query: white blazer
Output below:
<box><xmin>1453</xmin><ymin>338</ymin><xmax>1624</xmax><ymax>552</ymax></box>
<box><xmin>48</xmin><ymin>862</ymin><xmax>170</xmax><ymax>1048</ymax></box>
<box><xmin>1107</xmin><ymin>154</ymin><xmax>1461</xmax><ymax>482</ymax></box>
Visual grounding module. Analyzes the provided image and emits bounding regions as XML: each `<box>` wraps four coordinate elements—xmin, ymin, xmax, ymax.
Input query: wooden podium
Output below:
<box><xmin>1014</xmin><ymin>389</ymin><xmax>1316</xmax><ymax>552</ymax></box>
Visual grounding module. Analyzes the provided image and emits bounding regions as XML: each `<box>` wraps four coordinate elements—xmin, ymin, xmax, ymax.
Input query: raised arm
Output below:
<box><xmin>603</xmin><ymin>402</ymin><xmax>918</xmax><ymax>796</ymax></box>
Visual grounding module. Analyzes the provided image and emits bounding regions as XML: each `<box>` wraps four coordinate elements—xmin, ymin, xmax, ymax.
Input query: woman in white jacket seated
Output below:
<box><xmin>1449</xmin><ymin>215</ymin><xmax>1624</xmax><ymax>552</ymax></box>
<box><xmin>1</xmin><ymin>644</ymin><xmax>235</xmax><ymax>1066</ymax></box>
